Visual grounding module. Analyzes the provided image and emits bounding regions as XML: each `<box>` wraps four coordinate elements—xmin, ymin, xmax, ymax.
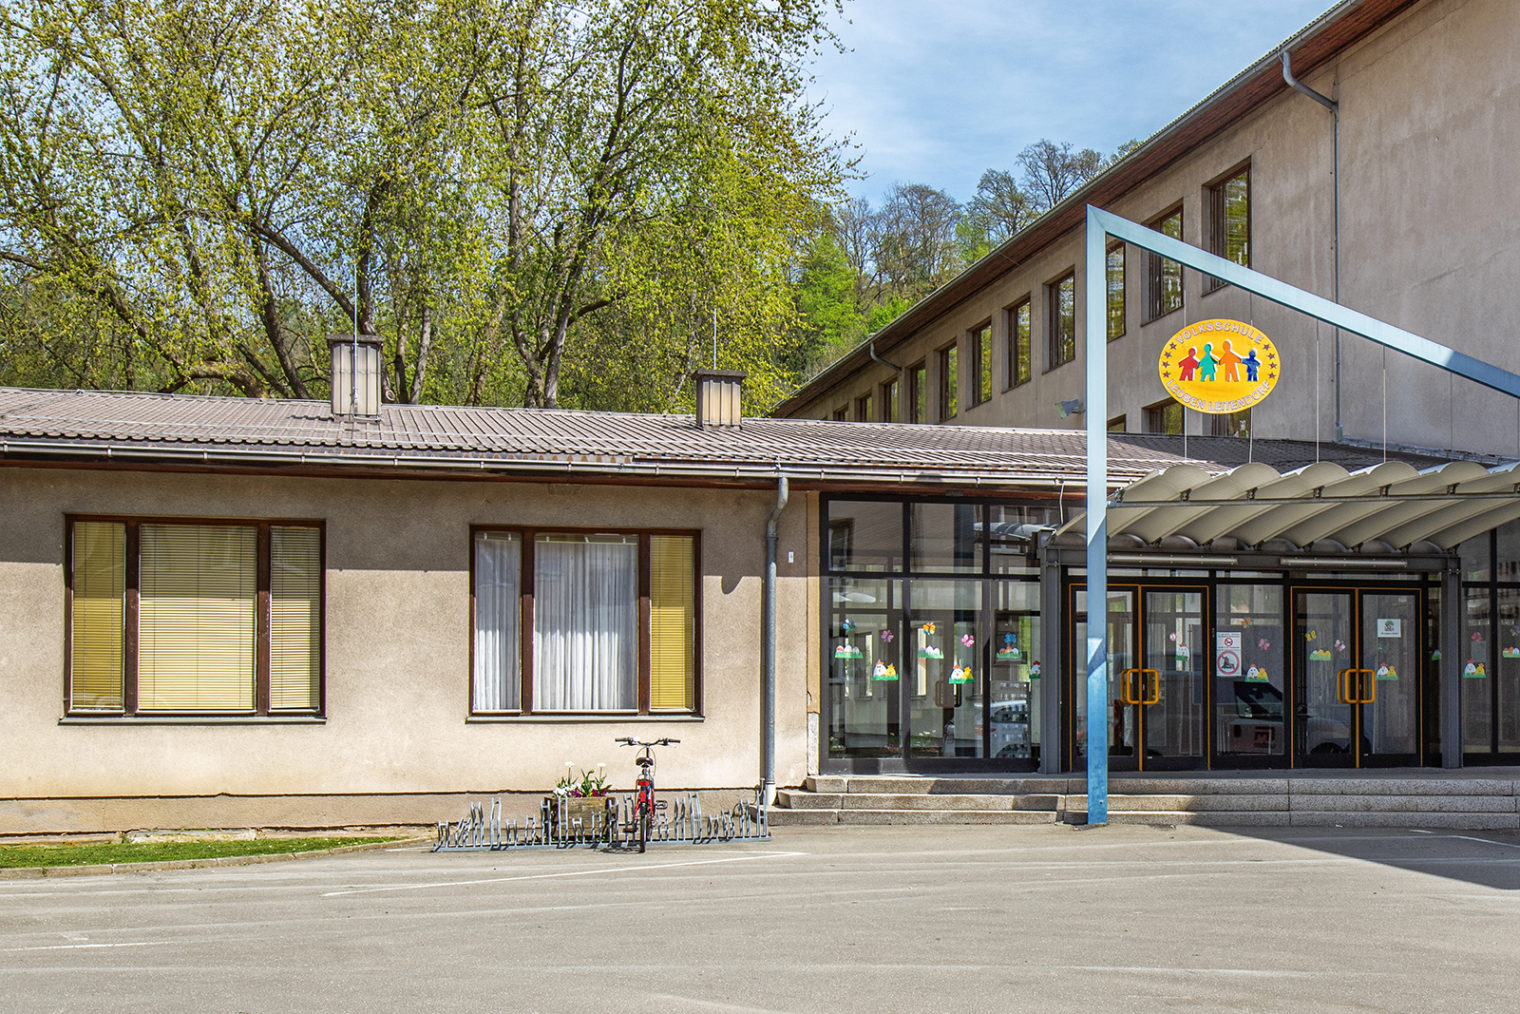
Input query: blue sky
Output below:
<box><xmin>809</xmin><ymin>0</ymin><xmax>1335</xmax><ymax>204</ymax></box>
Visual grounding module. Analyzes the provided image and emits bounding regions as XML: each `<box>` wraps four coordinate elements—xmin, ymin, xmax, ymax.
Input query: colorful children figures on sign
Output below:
<box><xmin>1158</xmin><ymin>319</ymin><xmax>1280</xmax><ymax>415</ymax></box>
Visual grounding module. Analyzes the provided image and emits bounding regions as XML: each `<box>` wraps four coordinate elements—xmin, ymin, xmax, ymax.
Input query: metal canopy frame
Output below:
<box><xmin>1081</xmin><ymin>205</ymin><xmax>1520</xmax><ymax>825</ymax></box>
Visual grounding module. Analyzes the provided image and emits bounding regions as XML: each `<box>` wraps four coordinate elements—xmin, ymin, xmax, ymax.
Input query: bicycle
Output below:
<box><xmin>614</xmin><ymin>736</ymin><xmax>678</xmax><ymax>852</ymax></box>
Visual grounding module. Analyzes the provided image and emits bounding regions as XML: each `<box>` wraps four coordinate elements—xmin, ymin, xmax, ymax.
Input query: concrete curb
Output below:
<box><xmin>0</xmin><ymin>836</ymin><xmax>433</xmax><ymax>879</ymax></box>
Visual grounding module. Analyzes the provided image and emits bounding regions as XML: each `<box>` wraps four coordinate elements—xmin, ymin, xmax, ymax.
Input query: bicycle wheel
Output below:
<box><xmin>637</xmin><ymin>805</ymin><xmax>650</xmax><ymax>853</ymax></box>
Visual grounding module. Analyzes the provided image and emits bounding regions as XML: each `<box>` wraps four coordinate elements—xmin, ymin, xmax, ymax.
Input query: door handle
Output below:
<box><xmin>1359</xmin><ymin>670</ymin><xmax>1377</xmax><ymax>704</ymax></box>
<box><xmin>1139</xmin><ymin>668</ymin><xmax>1161</xmax><ymax>705</ymax></box>
<box><xmin>1338</xmin><ymin>668</ymin><xmax>1374</xmax><ymax>704</ymax></box>
<box><xmin>1119</xmin><ymin>668</ymin><xmax>1142</xmax><ymax>705</ymax></box>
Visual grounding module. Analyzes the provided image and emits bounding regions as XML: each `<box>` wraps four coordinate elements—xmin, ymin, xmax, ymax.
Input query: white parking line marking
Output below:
<box><xmin>3</xmin><ymin>940</ymin><xmax>170</xmax><ymax>954</ymax></box>
<box><xmin>321</xmin><ymin>850</ymin><xmax>806</xmax><ymax>897</ymax></box>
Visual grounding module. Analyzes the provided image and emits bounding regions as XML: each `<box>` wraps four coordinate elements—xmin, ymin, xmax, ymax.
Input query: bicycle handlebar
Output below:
<box><xmin>615</xmin><ymin>737</ymin><xmax>680</xmax><ymax>747</ymax></box>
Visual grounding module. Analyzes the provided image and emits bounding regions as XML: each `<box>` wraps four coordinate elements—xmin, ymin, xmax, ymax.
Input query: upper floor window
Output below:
<box><xmin>67</xmin><ymin>517</ymin><xmax>323</xmax><ymax>716</ymax></box>
<box><xmin>1106</xmin><ymin>244</ymin><xmax>1126</xmax><ymax>341</ymax></box>
<box><xmin>880</xmin><ymin>378</ymin><xmax>899</xmax><ymax>422</ymax></box>
<box><xmin>1047</xmin><ymin>272</ymin><xmax>1076</xmax><ymax>369</ymax></box>
<box><xmin>969</xmin><ymin>323</ymin><xmax>993</xmax><ymax>407</ymax></box>
<box><xmin>855</xmin><ymin>393</ymin><xmax>873</xmax><ymax>422</ymax></box>
<box><xmin>1006</xmin><ymin>298</ymin><xmax>1031</xmax><ymax>388</ymax></box>
<box><xmin>832</xmin><ymin>406</ymin><xmax>848</xmax><ymax>421</ymax></box>
<box><xmin>472</xmin><ymin>528</ymin><xmax>699</xmax><ymax>714</ymax></box>
<box><xmin>1210</xmin><ymin>407</ymin><xmax>1251</xmax><ymax>438</ymax></box>
<box><xmin>1144</xmin><ymin>398</ymin><xmax>1183</xmax><ymax>435</ymax></box>
<box><xmin>908</xmin><ymin>362</ymin><xmax>927</xmax><ymax>424</ymax></box>
<box><xmin>1107</xmin><ymin>415</ymin><xmax>1127</xmax><ymax>432</ymax></box>
<box><xmin>1145</xmin><ymin>207</ymin><xmax>1184</xmax><ymax>322</ymax></box>
<box><xmin>937</xmin><ymin>342</ymin><xmax>958</xmax><ymax>421</ymax></box>
<box><xmin>1207</xmin><ymin>165</ymin><xmax>1250</xmax><ymax>292</ymax></box>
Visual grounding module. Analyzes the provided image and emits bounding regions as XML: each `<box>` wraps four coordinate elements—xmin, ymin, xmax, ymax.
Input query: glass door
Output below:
<box><xmin>1141</xmin><ymin>589</ymin><xmax>1206</xmax><ymax>768</ymax></box>
<box><xmin>1072</xmin><ymin>588</ymin><xmax>1137</xmax><ymax>771</ymax></box>
<box><xmin>1293</xmin><ymin>588</ymin><xmax>1422</xmax><ymax>767</ymax></box>
<box><xmin>905</xmin><ymin>580</ymin><xmax>983</xmax><ymax>764</ymax></box>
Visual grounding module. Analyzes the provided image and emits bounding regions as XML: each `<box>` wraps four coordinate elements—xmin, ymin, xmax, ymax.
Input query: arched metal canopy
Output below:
<box><xmin>1055</xmin><ymin>458</ymin><xmax>1520</xmax><ymax>553</ymax></box>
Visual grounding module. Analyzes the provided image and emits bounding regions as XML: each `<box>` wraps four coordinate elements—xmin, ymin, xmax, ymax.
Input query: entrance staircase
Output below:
<box><xmin>772</xmin><ymin>771</ymin><xmax>1520</xmax><ymax>829</ymax></box>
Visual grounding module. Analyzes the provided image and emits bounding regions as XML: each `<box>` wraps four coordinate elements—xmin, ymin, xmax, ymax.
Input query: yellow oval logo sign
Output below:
<box><xmin>1158</xmin><ymin>319</ymin><xmax>1279</xmax><ymax>415</ymax></box>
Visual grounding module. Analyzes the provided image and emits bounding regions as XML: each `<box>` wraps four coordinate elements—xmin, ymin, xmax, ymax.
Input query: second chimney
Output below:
<box><xmin>329</xmin><ymin>334</ymin><xmax>383</xmax><ymax>417</ymax></box>
<box><xmin>694</xmin><ymin>370</ymin><xmax>745</xmax><ymax>428</ymax></box>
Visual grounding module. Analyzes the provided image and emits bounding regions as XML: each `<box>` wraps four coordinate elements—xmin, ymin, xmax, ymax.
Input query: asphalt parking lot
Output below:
<box><xmin>2</xmin><ymin>823</ymin><xmax>1519</xmax><ymax>1013</ymax></box>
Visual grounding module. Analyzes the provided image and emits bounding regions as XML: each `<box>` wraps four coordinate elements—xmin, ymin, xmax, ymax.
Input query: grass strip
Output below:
<box><xmin>0</xmin><ymin>837</ymin><xmax>400</xmax><ymax>869</ymax></box>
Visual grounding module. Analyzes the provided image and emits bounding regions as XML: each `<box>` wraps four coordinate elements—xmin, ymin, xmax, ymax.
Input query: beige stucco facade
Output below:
<box><xmin>0</xmin><ymin>465</ymin><xmax>818</xmax><ymax>834</ymax></box>
<box><xmin>786</xmin><ymin>0</ymin><xmax>1520</xmax><ymax>458</ymax></box>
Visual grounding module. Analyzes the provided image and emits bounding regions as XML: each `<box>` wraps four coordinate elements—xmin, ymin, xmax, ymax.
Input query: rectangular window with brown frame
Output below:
<box><xmin>1006</xmin><ymin>298</ymin><xmax>1031</xmax><ymax>388</ymax></box>
<box><xmin>1106</xmin><ymin>244</ymin><xmax>1126</xmax><ymax>341</ymax></box>
<box><xmin>470</xmin><ymin>527</ymin><xmax>700</xmax><ymax>714</ymax></box>
<box><xmin>969</xmin><ymin>322</ymin><xmax>993</xmax><ymax>407</ymax></box>
<box><xmin>832</xmin><ymin>405</ymin><xmax>848</xmax><ymax>421</ymax></box>
<box><xmin>937</xmin><ymin>342</ymin><xmax>958</xmax><ymax>420</ymax></box>
<box><xmin>1144</xmin><ymin>398</ymin><xmax>1184</xmax><ymax>435</ymax></box>
<box><xmin>1206</xmin><ymin>165</ymin><xmax>1250</xmax><ymax>292</ymax></box>
<box><xmin>908</xmin><ymin>362</ymin><xmax>927</xmax><ymax>423</ymax></box>
<box><xmin>1209</xmin><ymin>407</ymin><xmax>1251</xmax><ymax>438</ymax></box>
<box><xmin>1145</xmin><ymin>207</ymin><xmax>1184</xmax><ymax>322</ymax></box>
<box><xmin>1107</xmin><ymin>415</ymin><xmax>1127</xmax><ymax>433</ymax></box>
<box><xmin>1047</xmin><ymin>272</ymin><xmax>1076</xmax><ymax>369</ymax></box>
<box><xmin>855</xmin><ymin>393</ymin><xmax>873</xmax><ymax>422</ymax></box>
<box><xmin>65</xmin><ymin>517</ymin><xmax>323</xmax><ymax>716</ymax></box>
<box><xmin>881</xmin><ymin>377</ymin><xmax>899</xmax><ymax>422</ymax></box>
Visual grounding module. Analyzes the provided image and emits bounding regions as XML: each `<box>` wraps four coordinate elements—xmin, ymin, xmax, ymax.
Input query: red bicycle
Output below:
<box><xmin>615</xmin><ymin>736</ymin><xmax>678</xmax><ymax>852</ymax></box>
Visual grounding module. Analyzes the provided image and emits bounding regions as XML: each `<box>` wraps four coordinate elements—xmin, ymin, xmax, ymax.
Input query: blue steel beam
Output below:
<box><xmin>1081</xmin><ymin>205</ymin><xmax>1520</xmax><ymax>827</ymax></box>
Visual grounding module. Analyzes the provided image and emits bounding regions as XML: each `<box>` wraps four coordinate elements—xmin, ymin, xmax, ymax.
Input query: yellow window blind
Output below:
<box><xmin>70</xmin><ymin>521</ymin><xmax>125</xmax><ymax>710</ymax></box>
<box><xmin>270</xmin><ymin>525</ymin><xmax>321</xmax><ymax>710</ymax></box>
<box><xmin>649</xmin><ymin>535</ymin><xmax>695</xmax><ymax>710</ymax></box>
<box><xmin>138</xmin><ymin>524</ymin><xmax>256</xmax><ymax>711</ymax></box>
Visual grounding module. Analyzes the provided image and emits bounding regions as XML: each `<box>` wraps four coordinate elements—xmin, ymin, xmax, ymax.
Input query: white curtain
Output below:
<box><xmin>473</xmin><ymin>533</ymin><xmax>521</xmax><ymax>710</ymax></box>
<box><xmin>533</xmin><ymin>535</ymin><xmax>637</xmax><ymax>710</ymax></box>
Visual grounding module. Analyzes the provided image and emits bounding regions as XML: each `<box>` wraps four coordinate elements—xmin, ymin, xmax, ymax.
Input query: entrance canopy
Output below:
<box><xmin>1056</xmin><ymin>458</ymin><xmax>1520</xmax><ymax>554</ymax></box>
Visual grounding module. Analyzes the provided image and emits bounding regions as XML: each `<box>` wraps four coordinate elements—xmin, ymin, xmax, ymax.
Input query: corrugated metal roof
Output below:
<box><xmin>0</xmin><ymin>386</ymin><xmax>1446</xmax><ymax>488</ymax></box>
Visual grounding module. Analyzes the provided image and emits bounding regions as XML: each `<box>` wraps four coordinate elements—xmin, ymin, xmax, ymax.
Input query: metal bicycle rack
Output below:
<box><xmin>434</xmin><ymin>788</ymin><xmax>770</xmax><ymax>852</ymax></box>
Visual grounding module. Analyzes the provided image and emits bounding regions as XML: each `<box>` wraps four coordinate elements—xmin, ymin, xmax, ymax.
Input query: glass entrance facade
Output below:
<box><xmin>821</xmin><ymin>497</ymin><xmax>1520</xmax><ymax>773</ymax></box>
<box><xmin>825</xmin><ymin>497</ymin><xmax>1054</xmax><ymax>771</ymax></box>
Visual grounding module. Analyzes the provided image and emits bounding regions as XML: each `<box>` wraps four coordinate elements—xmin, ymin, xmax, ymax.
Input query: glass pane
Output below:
<box><xmin>1054</xmin><ymin>275</ymin><xmax>1076</xmax><ymax>365</ymax></box>
<box><xmin>474</xmin><ymin>532</ymin><xmax>521</xmax><ymax>711</ymax></box>
<box><xmin>139</xmin><ymin>524</ymin><xmax>256</xmax><ymax>711</ymax></box>
<box><xmin>976</xmin><ymin>325</ymin><xmax>992</xmax><ymax>404</ymax></box>
<box><xmin>649</xmin><ymin>535</ymin><xmax>696</xmax><ymax>710</ymax></box>
<box><xmin>533</xmin><ymin>534</ymin><xmax>637</xmax><ymax>710</ymax></box>
<box><xmin>1297</xmin><ymin>592</ymin><xmax>1353</xmax><ymax>756</ymax></box>
<box><xmin>1361</xmin><ymin>593</ymin><xmax>1419</xmax><ymax>756</ymax></box>
<box><xmin>1498</xmin><ymin>588</ymin><xmax>1520</xmax><ymax>753</ymax></box>
<box><xmin>70</xmin><ymin>521</ymin><xmax>125</xmax><ymax>711</ymax></box>
<box><xmin>269</xmin><ymin>525</ymin><xmax>321</xmax><ymax>711</ymax></box>
<box><xmin>828</xmin><ymin>578</ymin><xmax>902</xmax><ymax>758</ymax></box>
<box><xmin>1010</xmin><ymin>301</ymin><xmax>1031</xmax><ymax>386</ymax></box>
<box><xmin>828</xmin><ymin>501</ymin><xmax>903</xmax><ymax>572</ymax></box>
<box><xmin>1215</xmin><ymin>585</ymin><xmax>1286</xmax><ymax>760</ymax></box>
<box><xmin>1222</xmin><ymin>170</ymin><xmax>1249</xmax><ymax>266</ymax></box>
<box><xmin>1106</xmin><ymin>246</ymin><xmax>1124</xmax><ymax>341</ymax></box>
<box><xmin>940</xmin><ymin>345</ymin><xmax>958</xmax><ymax>419</ymax></box>
<box><xmin>1462</xmin><ymin>586</ymin><xmax>1491</xmax><ymax>752</ymax></box>
<box><xmin>910</xmin><ymin>503</ymin><xmax>983</xmax><ymax>574</ymax></box>
<box><xmin>908</xmin><ymin>581</ymin><xmax>983</xmax><ymax>758</ymax></box>
<box><xmin>987</xmin><ymin>504</ymin><xmax>1058</xmax><ymax>574</ymax></box>
<box><xmin>1497</xmin><ymin>520</ymin><xmax>1520</xmax><ymax>581</ymax></box>
<box><xmin>1143</xmin><ymin>590</ymin><xmax>1204</xmax><ymax>759</ymax></box>
<box><xmin>990</xmin><ymin>579</ymin><xmax>1040</xmax><ymax>761</ymax></box>
<box><xmin>1458</xmin><ymin>534</ymin><xmax>1491</xmax><ymax>582</ymax></box>
<box><xmin>1073</xmin><ymin>589</ymin><xmax>1133</xmax><ymax>765</ymax></box>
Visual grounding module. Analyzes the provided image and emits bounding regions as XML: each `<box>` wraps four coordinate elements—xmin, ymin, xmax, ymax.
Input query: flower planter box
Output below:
<box><xmin>550</xmin><ymin>795</ymin><xmax>614</xmax><ymax>839</ymax></box>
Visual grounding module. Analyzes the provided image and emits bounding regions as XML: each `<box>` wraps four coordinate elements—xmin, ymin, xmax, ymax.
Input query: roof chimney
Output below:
<box><xmin>694</xmin><ymin>370</ymin><xmax>745</xmax><ymax>428</ymax></box>
<box><xmin>328</xmin><ymin>334</ymin><xmax>383</xmax><ymax>418</ymax></box>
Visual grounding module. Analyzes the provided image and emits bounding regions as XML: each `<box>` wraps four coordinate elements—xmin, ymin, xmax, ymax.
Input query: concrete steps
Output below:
<box><xmin>768</xmin><ymin>773</ymin><xmax>1520</xmax><ymax>829</ymax></box>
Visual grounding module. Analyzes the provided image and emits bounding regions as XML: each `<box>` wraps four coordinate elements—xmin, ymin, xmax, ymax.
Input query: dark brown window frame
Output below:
<box><xmin>832</xmin><ymin>405</ymin><xmax>848</xmax><ymax>421</ymax></box>
<box><xmin>1046</xmin><ymin>272</ymin><xmax>1076</xmax><ymax>371</ymax></box>
<box><xmin>1143</xmin><ymin>398</ymin><xmax>1184</xmax><ymax>435</ymax></box>
<box><xmin>908</xmin><ymin>361</ymin><xmax>928</xmax><ymax>424</ymax></box>
<box><xmin>937</xmin><ymin>341</ymin><xmax>959</xmax><ymax>421</ymax></box>
<box><xmin>969</xmin><ymin>321</ymin><xmax>993</xmax><ymax>407</ymax></box>
<box><xmin>1005</xmin><ymin>297</ymin><xmax>1032</xmax><ymax>389</ymax></box>
<box><xmin>63</xmin><ymin>514</ymin><xmax>326</xmax><ymax>718</ymax></box>
<box><xmin>1144</xmin><ymin>205</ymin><xmax>1185</xmax><ymax>323</ymax></box>
<box><xmin>468</xmin><ymin>525</ymin><xmax>704</xmax><ymax>717</ymax></box>
<box><xmin>880</xmin><ymin>377</ymin><xmax>899</xmax><ymax>422</ymax></box>
<box><xmin>1106</xmin><ymin>243</ymin><xmax>1126</xmax><ymax>342</ymax></box>
<box><xmin>1205</xmin><ymin>163</ymin><xmax>1251</xmax><ymax>294</ymax></box>
<box><xmin>855</xmin><ymin>393</ymin><xmax>873</xmax><ymax>422</ymax></box>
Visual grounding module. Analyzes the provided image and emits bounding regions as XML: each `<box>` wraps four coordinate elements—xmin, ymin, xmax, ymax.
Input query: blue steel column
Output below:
<box><xmin>1083</xmin><ymin>207</ymin><xmax>1109</xmax><ymax>825</ymax></box>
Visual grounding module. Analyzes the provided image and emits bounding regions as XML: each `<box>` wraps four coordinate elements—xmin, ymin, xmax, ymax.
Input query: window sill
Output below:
<box><xmin>60</xmin><ymin>715</ymin><xmax>326</xmax><ymax>726</ymax></box>
<box><xmin>466</xmin><ymin>713</ymin><xmax>705</xmax><ymax>723</ymax></box>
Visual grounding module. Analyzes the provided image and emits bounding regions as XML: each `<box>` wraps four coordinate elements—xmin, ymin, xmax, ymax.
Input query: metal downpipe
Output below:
<box><xmin>762</xmin><ymin>475</ymin><xmax>789</xmax><ymax>806</ymax></box>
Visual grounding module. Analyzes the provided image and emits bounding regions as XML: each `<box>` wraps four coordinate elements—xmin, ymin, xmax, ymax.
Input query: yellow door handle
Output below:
<box><xmin>1139</xmin><ymin>668</ymin><xmax>1161</xmax><ymax>705</ymax></box>
<box><xmin>1338</xmin><ymin>668</ymin><xmax>1375</xmax><ymax>704</ymax></box>
<box><xmin>1119</xmin><ymin>668</ymin><xmax>1142</xmax><ymax>705</ymax></box>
